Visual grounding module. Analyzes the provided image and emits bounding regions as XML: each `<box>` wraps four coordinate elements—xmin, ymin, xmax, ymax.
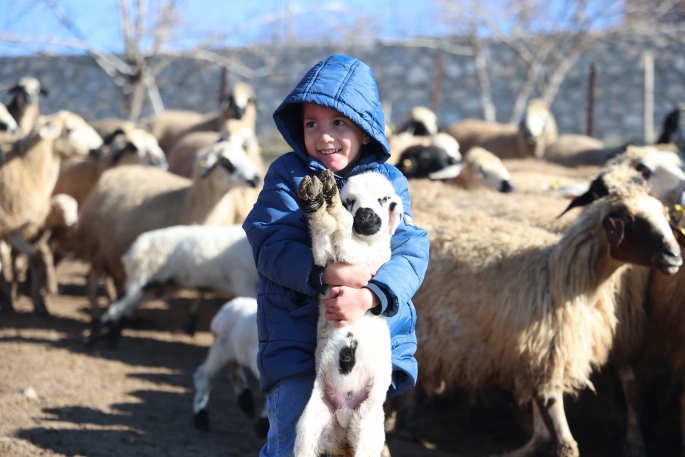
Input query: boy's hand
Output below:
<box><xmin>322</xmin><ymin>263</ymin><xmax>376</xmax><ymax>288</ymax></box>
<box><xmin>323</xmin><ymin>286</ymin><xmax>380</xmax><ymax>328</ymax></box>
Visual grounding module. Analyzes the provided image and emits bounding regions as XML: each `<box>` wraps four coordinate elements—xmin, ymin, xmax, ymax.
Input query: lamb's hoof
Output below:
<box><xmin>237</xmin><ymin>389</ymin><xmax>255</xmax><ymax>419</ymax></box>
<box><xmin>318</xmin><ymin>169</ymin><xmax>338</xmax><ymax>206</ymax></box>
<box><xmin>298</xmin><ymin>175</ymin><xmax>324</xmax><ymax>214</ymax></box>
<box><xmin>558</xmin><ymin>441</ymin><xmax>579</xmax><ymax>457</ymax></box>
<box><xmin>193</xmin><ymin>409</ymin><xmax>210</xmax><ymax>431</ymax></box>
<box><xmin>183</xmin><ymin>313</ymin><xmax>199</xmax><ymax>336</ymax></box>
<box><xmin>85</xmin><ymin>318</ymin><xmax>124</xmax><ymax>349</ymax></box>
<box><xmin>254</xmin><ymin>416</ymin><xmax>269</xmax><ymax>439</ymax></box>
<box><xmin>622</xmin><ymin>441</ymin><xmax>646</xmax><ymax>457</ymax></box>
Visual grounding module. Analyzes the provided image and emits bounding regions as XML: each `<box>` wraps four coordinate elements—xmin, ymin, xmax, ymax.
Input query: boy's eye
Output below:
<box><xmin>305</xmin><ymin>121</ymin><xmax>317</xmax><ymax>128</ymax></box>
<box><xmin>333</xmin><ymin>119</ymin><xmax>346</xmax><ymax>127</ymax></box>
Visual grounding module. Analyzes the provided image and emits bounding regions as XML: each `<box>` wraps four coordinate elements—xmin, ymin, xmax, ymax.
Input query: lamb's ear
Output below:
<box><xmin>428</xmin><ymin>163</ymin><xmax>464</xmax><ymax>181</ymax></box>
<box><xmin>388</xmin><ymin>195</ymin><xmax>403</xmax><ymax>236</ymax></box>
<box><xmin>602</xmin><ymin>215</ymin><xmax>625</xmax><ymax>247</ymax></box>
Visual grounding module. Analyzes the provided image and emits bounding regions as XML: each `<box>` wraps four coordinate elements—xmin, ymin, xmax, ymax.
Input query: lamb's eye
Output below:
<box><xmin>344</xmin><ymin>198</ymin><xmax>355</xmax><ymax>210</ymax></box>
<box><xmin>378</xmin><ymin>196</ymin><xmax>390</xmax><ymax>206</ymax></box>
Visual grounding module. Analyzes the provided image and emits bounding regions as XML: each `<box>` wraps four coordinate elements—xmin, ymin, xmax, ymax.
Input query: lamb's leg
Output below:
<box><xmin>86</xmin><ymin>287</ymin><xmax>145</xmax><ymax>348</ymax></box>
<box><xmin>0</xmin><ymin>254</ymin><xmax>13</xmax><ymax>312</ymax></box>
<box><xmin>350</xmin><ymin>387</ymin><xmax>387</xmax><ymax>457</ymax></box>
<box><xmin>617</xmin><ymin>365</ymin><xmax>646</xmax><ymax>457</ymax></box>
<box><xmin>254</xmin><ymin>400</ymin><xmax>270</xmax><ymax>439</ymax></box>
<box><xmin>35</xmin><ymin>232</ymin><xmax>58</xmax><ymax>295</ymax></box>
<box><xmin>227</xmin><ymin>362</ymin><xmax>255</xmax><ymax>418</ymax></box>
<box><xmin>294</xmin><ymin>377</ymin><xmax>333</xmax><ymax>457</ymax></box>
<box><xmin>6</xmin><ymin>232</ymin><xmax>47</xmax><ymax>315</ymax></box>
<box><xmin>492</xmin><ymin>399</ymin><xmax>552</xmax><ymax>457</ymax></box>
<box><xmin>86</xmin><ymin>268</ymin><xmax>101</xmax><ymax>319</ymax></box>
<box><xmin>183</xmin><ymin>293</ymin><xmax>203</xmax><ymax>336</ymax></box>
<box><xmin>193</xmin><ymin>333</ymin><xmax>234</xmax><ymax>431</ymax></box>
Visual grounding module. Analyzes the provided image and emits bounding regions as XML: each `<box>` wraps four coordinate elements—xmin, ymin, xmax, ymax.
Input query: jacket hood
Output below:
<box><xmin>273</xmin><ymin>55</ymin><xmax>391</xmax><ymax>168</ymax></box>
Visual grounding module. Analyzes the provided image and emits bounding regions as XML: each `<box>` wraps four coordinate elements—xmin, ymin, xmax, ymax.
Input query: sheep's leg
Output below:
<box><xmin>350</xmin><ymin>390</ymin><xmax>387</xmax><ymax>457</ymax></box>
<box><xmin>294</xmin><ymin>378</ymin><xmax>333</xmax><ymax>457</ymax></box>
<box><xmin>86</xmin><ymin>268</ymin><xmax>101</xmax><ymax>319</ymax></box>
<box><xmin>616</xmin><ymin>365</ymin><xmax>646</xmax><ymax>457</ymax></box>
<box><xmin>35</xmin><ymin>231</ymin><xmax>58</xmax><ymax>295</ymax></box>
<box><xmin>6</xmin><ymin>232</ymin><xmax>47</xmax><ymax>315</ymax></box>
<box><xmin>0</xmin><ymin>254</ymin><xmax>13</xmax><ymax>312</ymax></box>
<box><xmin>227</xmin><ymin>362</ymin><xmax>256</xmax><ymax>418</ymax></box>
<box><xmin>533</xmin><ymin>393</ymin><xmax>578</xmax><ymax>457</ymax></box>
<box><xmin>192</xmin><ymin>333</ymin><xmax>234</xmax><ymax>431</ymax></box>
<box><xmin>86</xmin><ymin>287</ymin><xmax>145</xmax><ymax>348</ymax></box>
<box><xmin>183</xmin><ymin>293</ymin><xmax>203</xmax><ymax>336</ymax></box>
<box><xmin>493</xmin><ymin>399</ymin><xmax>551</xmax><ymax>457</ymax></box>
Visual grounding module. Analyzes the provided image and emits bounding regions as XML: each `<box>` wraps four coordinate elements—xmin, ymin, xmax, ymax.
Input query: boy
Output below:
<box><xmin>243</xmin><ymin>55</ymin><xmax>429</xmax><ymax>457</ymax></box>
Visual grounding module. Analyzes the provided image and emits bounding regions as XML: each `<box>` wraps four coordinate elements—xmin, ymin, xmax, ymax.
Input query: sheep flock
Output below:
<box><xmin>5</xmin><ymin>71</ymin><xmax>685</xmax><ymax>457</ymax></box>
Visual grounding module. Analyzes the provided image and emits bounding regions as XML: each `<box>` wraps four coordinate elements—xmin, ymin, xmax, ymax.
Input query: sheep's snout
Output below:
<box><xmin>247</xmin><ymin>176</ymin><xmax>261</xmax><ymax>188</ymax></box>
<box><xmin>353</xmin><ymin>208</ymin><xmax>382</xmax><ymax>235</ymax></box>
<box><xmin>499</xmin><ymin>180</ymin><xmax>515</xmax><ymax>193</ymax></box>
<box><xmin>653</xmin><ymin>244</ymin><xmax>682</xmax><ymax>275</ymax></box>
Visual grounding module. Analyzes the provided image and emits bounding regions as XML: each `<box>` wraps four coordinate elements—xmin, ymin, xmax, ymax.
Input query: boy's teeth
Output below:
<box><xmin>319</xmin><ymin>148</ymin><xmax>341</xmax><ymax>155</ymax></box>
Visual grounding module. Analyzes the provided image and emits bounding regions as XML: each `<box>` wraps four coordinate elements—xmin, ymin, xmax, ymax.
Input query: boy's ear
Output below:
<box><xmin>362</xmin><ymin>133</ymin><xmax>371</xmax><ymax>145</ymax></box>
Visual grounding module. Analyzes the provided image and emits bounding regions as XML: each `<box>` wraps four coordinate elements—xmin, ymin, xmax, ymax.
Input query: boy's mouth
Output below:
<box><xmin>318</xmin><ymin>148</ymin><xmax>342</xmax><ymax>155</ymax></box>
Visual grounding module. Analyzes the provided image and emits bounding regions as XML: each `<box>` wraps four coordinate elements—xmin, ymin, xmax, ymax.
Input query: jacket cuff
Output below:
<box><xmin>364</xmin><ymin>282</ymin><xmax>389</xmax><ymax>315</ymax></box>
<box><xmin>308</xmin><ymin>264</ymin><xmax>328</xmax><ymax>295</ymax></box>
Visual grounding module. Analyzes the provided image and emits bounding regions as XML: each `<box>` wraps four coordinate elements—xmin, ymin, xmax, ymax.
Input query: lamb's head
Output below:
<box><xmin>598</xmin><ymin>185</ymin><xmax>682</xmax><ymax>275</ymax></box>
<box><xmin>46</xmin><ymin>111</ymin><xmax>103</xmax><ymax>158</ymax></box>
<box><xmin>0</xmin><ymin>103</ymin><xmax>18</xmax><ymax>133</ymax></box>
<box><xmin>8</xmin><ymin>76</ymin><xmax>47</xmax><ymax>108</ymax></box>
<box><xmin>429</xmin><ymin>146</ymin><xmax>514</xmax><ymax>193</ymax></box>
<box><xmin>118</xmin><ymin>128</ymin><xmax>168</xmax><ymax>169</ymax></box>
<box><xmin>221</xmin><ymin>82</ymin><xmax>259</xmax><ymax>120</ymax></box>
<box><xmin>47</xmin><ymin>194</ymin><xmax>79</xmax><ymax>230</ymax></box>
<box><xmin>341</xmin><ymin>172</ymin><xmax>403</xmax><ymax>241</ymax></box>
<box><xmin>519</xmin><ymin>98</ymin><xmax>557</xmax><ymax>155</ymax></box>
<box><xmin>197</xmin><ymin>133</ymin><xmax>261</xmax><ymax>189</ymax></box>
<box><xmin>610</xmin><ymin>146</ymin><xmax>685</xmax><ymax>201</ymax></box>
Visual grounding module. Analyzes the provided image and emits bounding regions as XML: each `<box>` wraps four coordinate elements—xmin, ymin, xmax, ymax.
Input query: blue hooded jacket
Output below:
<box><xmin>242</xmin><ymin>55</ymin><xmax>429</xmax><ymax>398</ymax></box>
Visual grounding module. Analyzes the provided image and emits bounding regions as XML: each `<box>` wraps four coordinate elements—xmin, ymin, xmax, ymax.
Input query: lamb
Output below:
<box><xmin>75</xmin><ymin>137</ymin><xmax>261</xmax><ymax>316</ymax></box>
<box><xmin>147</xmin><ymin>82</ymin><xmax>258</xmax><ymax>153</ymax></box>
<box><xmin>293</xmin><ymin>170</ymin><xmax>403</xmax><ymax>457</ymax></box>
<box><xmin>6</xmin><ymin>76</ymin><xmax>47</xmax><ymax>134</ymax></box>
<box><xmin>426</xmin><ymin>146</ymin><xmax>515</xmax><ymax>193</ymax></box>
<box><xmin>411</xmin><ymin>182</ymin><xmax>681</xmax><ymax>457</ymax></box>
<box><xmin>192</xmin><ymin>297</ymin><xmax>269</xmax><ymax>438</ymax></box>
<box><xmin>447</xmin><ymin>98</ymin><xmax>558</xmax><ymax>159</ymax></box>
<box><xmin>0</xmin><ymin>111</ymin><xmax>101</xmax><ymax>313</ymax></box>
<box><xmin>87</xmin><ymin>224</ymin><xmax>257</xmax><ymax>345</ymax></box>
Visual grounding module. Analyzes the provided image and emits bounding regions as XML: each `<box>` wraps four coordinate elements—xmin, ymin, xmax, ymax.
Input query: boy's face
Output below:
<box><xmin>303</xmin><ymin>103</ymin><xmax>370</xmax><ymax>172</ymax></box>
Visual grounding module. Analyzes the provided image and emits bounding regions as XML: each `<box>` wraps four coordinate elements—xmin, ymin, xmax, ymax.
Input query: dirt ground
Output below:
<box><xmin>1</xmin><ymin>260</ymin><xmax>684</xmax><ymax>457</ymax></box>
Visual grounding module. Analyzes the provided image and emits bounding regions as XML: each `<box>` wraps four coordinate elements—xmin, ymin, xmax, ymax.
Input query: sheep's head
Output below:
<box><xmin>196</xmin><ymin>132</ymin><xmax>261</xmax><ymax>190</ymax></box>
<box><xmin>341</xmin><ymin>172</ymin><xmax>403</xmax><ymax>241</ymax></box>
<box><xmin>429</xmin><ymin>147</ymin><xmax>514</xmax><ymax>193</ymax></box>
<box><xmin>519</xmin><ymin>98</ymin><xmax>557</xmax><ymax>154</ymax></box>
<box><xmin>48</xmin><ymin>194</ymin><xmax>79</xmax><ymax>230</ymax></box>
<box><xmin>8</xmin><ymin>76</ymin><xmax>47</xmax><ymax>108</ymax></box>
<box><xmin>46</xmin><ymin>111</ymin><xmax>103</xmax><ymax>158</ymax></box>
<box><xmin>221</xmin><ymin>82</ymin><xmax>258</xmax><ymax>120</ymax></box>
<box><xmin>0</xmin><ymin>103</ymin><xmax>18</xmax><ymax>133</ymax></box>
<box><xmin>397</xmin><ymin>145</ymin><xmax>458</xmax><ymax>179</ymax></box>
<box><xmin>610</xmin><ymin>146</ymin><xmax>685</xmax><ymax>201</ymax></box>
<box><xmin>599</xmin><ymin>188</ymin><xmax>682</xmax><ymax>274</ymax></box>
<box><xmin>396</xmin><ymin>106</ymin><xmax>438</xmax><ymax>136</ymax></box>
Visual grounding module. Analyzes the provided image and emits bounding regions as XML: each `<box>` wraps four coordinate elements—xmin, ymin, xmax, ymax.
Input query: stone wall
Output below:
<box><xmin>2</xmin><ymin>40</ymin><xmax>684</xmax><ymax>145</ymax></box>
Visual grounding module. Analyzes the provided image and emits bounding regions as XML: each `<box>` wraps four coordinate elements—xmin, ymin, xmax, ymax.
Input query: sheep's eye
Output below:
<box><xmin>636</xmin><ymin>163</ymin><xmax>653</xmax><ymax>179</ymax></box>
<box><xmin>378</xmin><ymin>196</ymin><xmax>390</xmax><ymax>206</ymax></box>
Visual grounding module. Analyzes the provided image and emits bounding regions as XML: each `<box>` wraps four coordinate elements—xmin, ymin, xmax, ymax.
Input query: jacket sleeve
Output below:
<box><xmin>366</xmin><ymin>168</ymin><xmax>430</xmax><ymax>317</ymax></box>
<box><xmin>242</xmin><ymin>158</ymin><xmax>322</xmax><ymax>297</ymax></box>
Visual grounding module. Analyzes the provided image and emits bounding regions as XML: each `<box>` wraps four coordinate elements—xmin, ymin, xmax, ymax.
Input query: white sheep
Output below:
<box><xmin>75</xmin><ymin>138</ymin><xmax>261</xmax><ymax>317</ymax></box>
<box><xmin>87</xmin><ymin>224</ymin><xmax>257</xmax><ymax>345</ymax></box>
<box><xmin>447</xmin><ymin>98</ymin><xmax>558</xmax><ymax>159</ymax></box>
<box><xmin>0</xmin><ymin>111</ymin><xmax>101</xmax><ymax>314</ymax></box>
<box><xmin>294</xmin><ymin>170</ymin><xmax>403</xmax><ymax>457</ymax></box>
<box><xmin>147</xmin><ymin>82</ymin><xmax>258</xmax><ymax>154</ymax></box>
<box><xmin>192</xmin><ymin>297</ymin><xmax>269</xmax><ymax>438</ymax></box>
<box><xmin>411</xmin><ymin>182</ymin><xmax>681</xmax><ymax>457</ymax></box>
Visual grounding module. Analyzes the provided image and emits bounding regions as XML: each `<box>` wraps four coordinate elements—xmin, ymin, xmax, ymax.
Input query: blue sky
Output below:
<box><xmin>0</xmin><ymin>0</ymin><xmax>449</xmax><ymax>56</ymax></box>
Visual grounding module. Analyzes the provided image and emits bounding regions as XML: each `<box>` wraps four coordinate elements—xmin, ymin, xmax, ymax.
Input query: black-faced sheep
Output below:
<box><xmin>293</xmin><ymin>170</ymin><xmax>403</xmax><ymax>457</ymax></box>
<box><xmin>87</xmin><ymin>224</ymin><xmax>257</xmax><ymax>346</ymax></box>
<box><xmin>75</xmin><ymin>138</ymin><xmax>261</xmax><ymax>317</ymax></box>
<box><xmin>192</xmin><ymin>297</ymin><xmax>269</xmax><ymax>438</ymax></box>
<box><xmin>447</xmin><ymin>98</ymin><xmax>558</xmax><ymax>159</ymax></box>
<box><xmin>412</xmin><ymin>182</ymin><xmax>680</xmax><ymax>457</ymax></box>
<box><xmin>6</xmin><ymin>76</ymin><xmax>47</xmax><ymax>134</ymax></box>
<box><xmin>395</xmin><ymin>106</ymin><xmax>438</xmax><ymax>136</ymax></box>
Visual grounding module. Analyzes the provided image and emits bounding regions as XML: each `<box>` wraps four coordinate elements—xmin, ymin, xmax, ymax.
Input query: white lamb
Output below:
<box><xmin>192</xmin><ymin>297</ymin><xmax>269</xmax><ymax>438</ymax></box>
<box><xmin>294</xmin><ymin>170</ymin><xmax>403</xmax><ymax>457</ymax></box>
<box><xmin>88</xmin><ymin>225</ymin><xmax>257</xmax><ymax>346</ymax></box>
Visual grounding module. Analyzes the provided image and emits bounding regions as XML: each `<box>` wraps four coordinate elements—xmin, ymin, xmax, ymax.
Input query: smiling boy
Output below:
<box><xmin>243</xmin><ymin>55</ymin><xmax>429</xmax><ymax>457</ymax></box>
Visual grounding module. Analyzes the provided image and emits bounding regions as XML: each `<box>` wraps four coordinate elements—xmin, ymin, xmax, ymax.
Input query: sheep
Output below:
<box><xmin>542</xmin><ymin>134</ymin><xmax>630</xmax><ymax>166</ymax></box>
<box><xmin>6</xmin><ymin>76</ymin><xmax>47</xmax><ymax>134</ymax></box>
<box><xmin>293</xmin><ymin>169</ymin><xmax>403</xmax><ymax>457</ymax></box>
<box><xmin>655</xmin><ymin>105</ymin><xmax>685</xmax><ymax>154</ymax></box>
<box><xmin>0</xmin><ymin>111</ymin><xmax>100</xmax><ymax>314</ymax></box>
<box><xmin>427</xmin><ymin>146</ymin><xmax>515</xmax><ymax>193</ymax></box>
<box><xmin>53</xmin><ymin>127</ymin><xmax>168</xmax><ymax>207</ymax></box>
<box><xmin>410</xmin><ymin>182</ymin><xmax>681</xmax><ymax>457</ymax></box>
<box><xmin>0</xmin><ymin>102</ymin><xmax>19</xmax><ymax>135</ymax></box>
<box><xmin>388</xmin><ymin>131</ymin><xmax>460</xmax><ymax>166</ymax></box>
<box><xmin>147</xmin><ymin>82</ymin><xmax>258</xmax><ymax>154</ymax></box>
<box><xmin>89</xmin><ymin>117</ymin><xmax>137</xmax><ymax>139</ymax></box>
<box><xmin>87</xmin><ymin>224</ymin><xmax>257</xmax><ymax>345</ymax></box>
<box><xmin>74</xmin><ymin>137</ymin><xmax>261</xmax><ymax>317</ymax></box>
<box><xmin>447</xmin><ymin>98</ymin><xmax>558</xmax><ymax>159</ymax></box>
<box><xmin>192</xmin><ymin>297</ymin><xmax>269</xmax><ymax>438</ymax></box>
<box><xmin>395</xmin><ymin>106</ymin><xmax>438</xmax><ymax>136</ymax></box>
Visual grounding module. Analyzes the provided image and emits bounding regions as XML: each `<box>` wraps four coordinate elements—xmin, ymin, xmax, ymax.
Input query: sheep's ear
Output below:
<box><xmin>602</xmin><ymin>215</ymin><xmax>625</xmax><ymax>247</ymax></box>
<box><xmin>38</xmin><ymin>122</ymin><xmax>62</xmax><ymax>140</ymax></box>
<box><xmin>388</xmin><ymin>195</ymin><xmax>403</xmax><ymax>236</ymax></box>
<box><xmin>428</xmin><ymin>163</ymin><xmax>464</xmax><ymax>181</ymax></box>
<box><xmin>40</xmin><ymin>88</ymin><xmax>49</xmax><ymax>97</ymax></box>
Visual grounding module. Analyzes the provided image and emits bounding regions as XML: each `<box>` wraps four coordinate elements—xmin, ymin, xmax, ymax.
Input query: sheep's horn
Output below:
<box><xmin>557</xmin><ymin>189</ymin><xmax>594</xmax><ymax>218</ymax></box>
<box><xmin>428</xmin><ymin>163</ymin><xmax>464</xmax><ymax>180</ymax></box>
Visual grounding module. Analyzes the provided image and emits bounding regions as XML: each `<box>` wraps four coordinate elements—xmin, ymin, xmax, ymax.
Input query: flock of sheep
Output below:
<box><xmin>3</xmin><ymin>72</ymin><xmax>685</xmax><ymax>457</ymax></box>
